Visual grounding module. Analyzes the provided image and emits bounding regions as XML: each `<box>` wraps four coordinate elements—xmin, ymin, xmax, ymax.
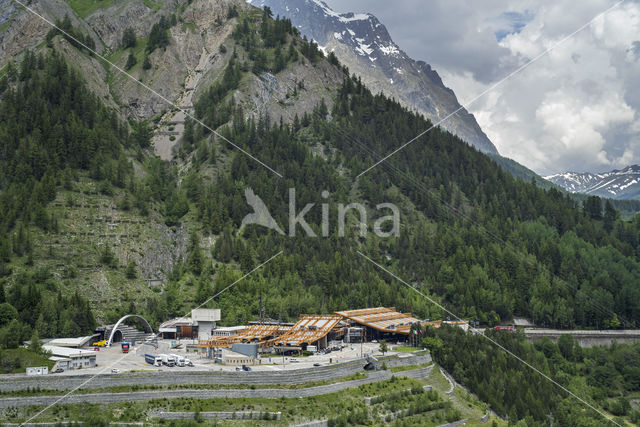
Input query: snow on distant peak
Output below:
<box><xmin>310</xmin><ymin>0</ymin><xmax>370</xmax><ymax>23</ymax></box>
<box><xmin>545</xmin><ymin>165</ymin><xmax>640</xmax><ymax>199</ymax></box>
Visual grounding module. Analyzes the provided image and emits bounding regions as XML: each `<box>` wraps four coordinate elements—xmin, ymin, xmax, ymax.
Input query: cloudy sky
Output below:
<box><xmin>324</xmin><ymin>0</ymin><xmax>640</xmax><ymax>175</ymax></box>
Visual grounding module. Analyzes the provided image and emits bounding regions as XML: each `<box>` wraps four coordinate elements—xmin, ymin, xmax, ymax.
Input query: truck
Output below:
<box><xmin>144</xmin><ymin>354</ymin><xmax>162</xmax><ymax>367</ymax></box>
<box><xmin>121</xmin><ymin>342</ymin><xmax>130</xmax><ymax>353</ymax></box>
<box><xmin>158</xmin><ymin>354</ymin><xmax>176</xmax><ymax>367</ymax></box>
<box><xmin>170</xmin><ymin>354</ymin><xmax>185</xmax><ymax>367</ymax></box>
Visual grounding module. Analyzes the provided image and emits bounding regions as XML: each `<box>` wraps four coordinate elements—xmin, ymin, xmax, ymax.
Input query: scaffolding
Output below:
<box><xmin>269</xmin><ymin>315</ymin><xmax>342</xmax><ymax>348</ymax></box>
<box><xmin>197</xmin><ymin>323</ymin><xmax>290</xmax><ymax>349</ymax></box>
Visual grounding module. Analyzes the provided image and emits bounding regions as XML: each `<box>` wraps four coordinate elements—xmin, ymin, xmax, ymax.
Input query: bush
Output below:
<box><xmin>125</xmin><ymin>260</ymin><xmax>137</xmax><ymax>279</ymax></box>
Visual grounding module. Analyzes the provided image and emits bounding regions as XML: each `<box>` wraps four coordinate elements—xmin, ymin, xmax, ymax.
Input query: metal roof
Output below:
<box><xmin>43</xmin><ymin>345</ymin><xmax>96</xmax><ymax>358</ymax></box>
<box><xmin>46</xmin><ymin>336</ymin><xmax>95</xmax><ymax>348</ymax></box>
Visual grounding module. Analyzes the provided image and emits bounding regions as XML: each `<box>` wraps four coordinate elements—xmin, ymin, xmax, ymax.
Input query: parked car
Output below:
<box><xmin>235</xmin><ymin>366</ymin><xmax>242</xmax><ymax>371</ymax></box>
<box><xmin>53</xmin><ymin>368</ymin><xmax>64</xmax><ymax>373</ymax></box>
<box><xmin>242</xmin><ymin>365</ymin><xmax>252</xmax><ymax>371</ymax></box>
<box><xmin>111</xmin><ymin>368</ymin><xmax>120</xmax><ymax>373</ymax></box>
<box><xmin>313</xmin><ymin>363</ymin><xmax>321</xmax><ymax>367</ymax></box>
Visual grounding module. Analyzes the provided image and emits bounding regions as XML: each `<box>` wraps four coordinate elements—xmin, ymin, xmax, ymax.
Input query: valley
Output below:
<box><xmin>0</xmin><ymin>0</ymin><xmax>639</xmax><ymax>425</ymax></box>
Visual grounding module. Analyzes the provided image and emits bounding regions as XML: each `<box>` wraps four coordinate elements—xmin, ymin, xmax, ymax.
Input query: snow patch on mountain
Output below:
<box><xmin>545</xmin><ymin>165</ymin><xmax>640</xmax><ymax>199</ymax></box>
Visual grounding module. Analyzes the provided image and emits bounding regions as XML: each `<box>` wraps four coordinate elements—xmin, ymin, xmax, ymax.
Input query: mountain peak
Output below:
<box><xmin>250</xmin><ymin>0</ymin><xmax>498</xmax><ymax>154</ymax></box>
<box><xmin>545</xmin><ymin>166</ymin><xmax>640</xmax><ymax>200</ymax></box>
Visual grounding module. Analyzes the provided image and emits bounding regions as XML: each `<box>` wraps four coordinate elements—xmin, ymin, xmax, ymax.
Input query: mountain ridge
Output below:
<box><xmin>248</xmin><ymin>0</ymin><xmax>498</xmax><ymax>154</ymax></box>
<box><xmin>546</xmin><ymin>165</ymin><xmax>640</xmax><ymax>200</ymax></box>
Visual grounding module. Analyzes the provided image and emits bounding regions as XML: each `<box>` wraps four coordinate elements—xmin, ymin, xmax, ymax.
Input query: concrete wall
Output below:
<box><xmin>156</xmin><ymin>411</ymin><xmax>280</xmax><ymax>420</ymax></box>
<box><xmin>231</xmin><ymin>343</ymin><xmax>258</xmax><ymax>358</ymax></box>
<box><xmin>525</xmin><ymin>329</ymin><xmax>640</xmax><ymax>347</ymax></box>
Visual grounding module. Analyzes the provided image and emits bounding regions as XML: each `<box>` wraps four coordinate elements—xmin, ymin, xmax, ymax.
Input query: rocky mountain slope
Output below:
<box><xmin>1</xmin><ymin>0</ymin><xmax>640</xmax><ymax>334</ymax></box>
<box><xmin>546</xmin><ymin>165</ymin><xmax>640</xmax><ymax>200</ymax></box>
<box><xmin>248</xmin><ymin>0</ymin><xmax>498</xmax><ymax>154</ymax></box>
<box><xmin>0</xmin><ymin>0</ymin><xmax>342</xmax><ymax>319</ymax></box>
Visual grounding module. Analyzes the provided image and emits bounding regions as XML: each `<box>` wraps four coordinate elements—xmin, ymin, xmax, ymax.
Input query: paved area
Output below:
<box><xmin>41</xmin><ymin>340</ymin><xmax>385</xmax><ymax>376</ymax></box>
<box><xmin>0</xmin><ymin>351</ymin><xmax>430</xmax><ymax>393</ymax></box>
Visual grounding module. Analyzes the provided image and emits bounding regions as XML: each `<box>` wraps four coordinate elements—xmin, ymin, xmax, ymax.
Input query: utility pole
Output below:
<box><xmin>549</xmin><ymin>411</ymin><xmax>553</xmax><ymax>427</ymax></box>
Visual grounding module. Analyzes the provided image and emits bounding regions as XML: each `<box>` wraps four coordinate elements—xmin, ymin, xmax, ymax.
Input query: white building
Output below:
<box><xmin>221</xmin><ymin>349</ymin><xmax>259</xmax><ymax>366</ymax></box>
<box><xmin>43</xmin><ymin>345</ymin><xmax>96</xmax><ymax>370</ymax></box>
<box><xmin>46</xmin><ymin>336</ymin><xmax>95</xmax><ymax>348</ymax></box>
<box><xmin>191</xmin><ymin>309</ymin><xmax>221</xmax><ymax>341</ymax></box>
<box><xmin>26</xmin><ymin>366</ymin><xmax>48</xmax><ymax>375</ymax></box>
<box><xmin>210</xmin><ymin>325</ymin><xmax>246</xmax><ymax>337</ymax></box>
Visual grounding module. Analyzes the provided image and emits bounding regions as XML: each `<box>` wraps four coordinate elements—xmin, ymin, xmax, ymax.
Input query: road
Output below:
<box><xmin>0</xmin><ymin>354</ymin><xmax>431</xmax><ymax>393</ymax></box>
<box><xmin>0</xmin><ymin>365</ymin><xmax>433</xmax><ymax>409</ymax></box>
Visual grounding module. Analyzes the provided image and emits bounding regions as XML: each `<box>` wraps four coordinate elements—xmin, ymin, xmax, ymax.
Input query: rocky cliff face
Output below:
<box><xmin>248</xmin><ymin>0</ymin><xmax>498</xmax><ymax>154</ymax></box>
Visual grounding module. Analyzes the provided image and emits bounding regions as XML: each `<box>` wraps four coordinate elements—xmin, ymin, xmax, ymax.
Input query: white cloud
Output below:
<box><xmin>325</xmin><ymin>0</ymin><xmax>640</xmax><ymax>175</ymax></box>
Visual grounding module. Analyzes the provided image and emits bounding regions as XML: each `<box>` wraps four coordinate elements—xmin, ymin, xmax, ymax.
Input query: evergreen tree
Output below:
<box><xmin>122</xmin><ymin>27</ymin><xmax>137</xmax><ymax>48</ymax></box>
<box><xmin>125</xmin><ymin>53</ymin><xmax>137</xmax><ymax>70</ymax></box>
<box><xmin>142</xmin><ymin>55</ymin><xmax>152</xmax><ymax>70</ymax></box>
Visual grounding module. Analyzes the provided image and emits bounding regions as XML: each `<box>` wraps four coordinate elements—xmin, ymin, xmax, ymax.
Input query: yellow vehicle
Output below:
<box><xmin>92</xmin><ymin>340</ymin><xmax>107</xmax><ymax>347</ymax></box>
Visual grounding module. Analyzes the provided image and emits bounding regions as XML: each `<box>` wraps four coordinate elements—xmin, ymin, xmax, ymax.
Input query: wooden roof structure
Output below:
<box><xmin>270</xmin><ymin>315</ymin><xmax>342</xmax><ymax>347</ymax></box>
<box><xmin>198</xmin><ymin>323</ymin><xmax>290</xmax><ymax>348</ymax></box>
<box><xmin>335</xmin><ymin>307</ymin><xmax>425</xmax><ymax>335</ymax></box>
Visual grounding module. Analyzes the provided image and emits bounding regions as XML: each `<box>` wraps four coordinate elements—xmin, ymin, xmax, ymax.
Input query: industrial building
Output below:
<box><xmin>43</xmin><ymin>345</ymin><xmax>97</xmax><ymax>371</ymax></box>
<box><xmin>220</xmin><ymin>349</ymin><xmax>259</xmax><ymax>366</ymax></box>
<box><xmin>159</xmin><ymin>309</ymin><xmax>221</xmax><ymax>340</ymax></box>
<box><xmin>210</xmin><ymin>325</ymin><xmax>247</xmax><ymax>337</ymax></box>
<box><xmin>45</xmin><ymin>336</ymin><xmax>96</xmax><ymax>348</ymax></box>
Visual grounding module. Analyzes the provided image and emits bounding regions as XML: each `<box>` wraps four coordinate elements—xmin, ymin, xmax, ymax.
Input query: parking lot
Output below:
<box><xmin>53</xmin><ymin>340</ymin><xmax>399</xmax><ymax>376</ymax></box>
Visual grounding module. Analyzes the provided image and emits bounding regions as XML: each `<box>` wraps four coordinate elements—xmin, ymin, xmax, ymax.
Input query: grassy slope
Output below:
<box><xmin>66</xmin><ymin>0</ymin><xmax>116</xmax><ymax>19</ymax></box>
<box><xmin>2</xmin><ymin>370</ymin><xmax>500</xmax><ymax>425</ymax></box>
<box><xmin>10</xmin><ymin>173</ymin><xmax>162</xmax><ymax>321</ymax></box>
<box><xmin>0</xmin><ymin>348</ymin><xmax>54</xmax><ymax>374</ymax></box>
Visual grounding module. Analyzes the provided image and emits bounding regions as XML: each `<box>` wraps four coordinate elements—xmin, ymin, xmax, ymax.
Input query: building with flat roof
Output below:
<box><xmin>45</xmin><ymin>336</ymin><xmax>96</xmax><ymax>348</ymax></box>
<box><xmin>192</xmin><ymin>309</ymin><xmax>221</xmax><ymax>340</ymax></box>
<box><xmin>211</xmin><ymin>325</ymin><xmax>247</xmax><ymax>337</ymax></box>
<box><xmin>43</xmin><ymin>345</ymin><xmax>96</xmax><ymax>370</ymax></box>
<box><xmin>513</xmin><ymin>317</ymin><xmax>535</xmax><ymax>328</ymax></box>
<box><xmin>221</xmin><ymin>349</ymin><xmax>259</xmax><ymax>366</ymax></box>
<box><xmin>159</xmin><ymin>309</ymin><xmax>221</xmax><ymax>341</ymax></box>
